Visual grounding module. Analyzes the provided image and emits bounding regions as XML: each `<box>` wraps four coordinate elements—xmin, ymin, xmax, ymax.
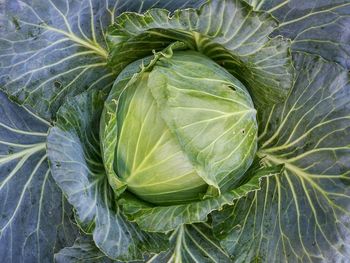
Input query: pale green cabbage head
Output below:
<box><xmin>103</xmin><ymin>51</ymin><xmax>257</xmax><ymax>205</ymax></box>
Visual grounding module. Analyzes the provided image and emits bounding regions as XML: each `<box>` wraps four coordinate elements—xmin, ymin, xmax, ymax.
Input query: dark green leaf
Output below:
<box><xmin>245</xmin><ymin>0</ymin><xmax>350</xmax><ymax>69</ymax></box>
<box><xmin>55</xmin><ymin>236</ymin><xmax>115</xmax><ymax>263</ymax></box>
<box><xmin>56</xmin><ymin>231</ymin><xmax>230</xmax><ymax>263</ymax></box>
<box><xmin>150</xmin><ymin>224</ymin><xmax>232</xmax><ymax>263</ymax></box>
<box><xmin>212</xmin><ymin>52</ymin><xmax>350</xmax><ymax>262</ymax></box>
<box><xmin>0</xmin><ymin>91</ymin><xmax>78</xmax><ymax>262</ymax></box>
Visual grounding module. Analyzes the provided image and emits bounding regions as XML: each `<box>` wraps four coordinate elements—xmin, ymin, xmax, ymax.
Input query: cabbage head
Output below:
<box><xmin>101</xmin><ymin>51</ymin><xmax>257</xmax><ymax>205</ymax></box>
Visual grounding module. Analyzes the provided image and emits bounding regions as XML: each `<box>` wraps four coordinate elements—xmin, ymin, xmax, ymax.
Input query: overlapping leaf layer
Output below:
<box><xmin>0</xmin><ymin>0</ymin><xmax>349</xmax><ymax>262</ymax></box>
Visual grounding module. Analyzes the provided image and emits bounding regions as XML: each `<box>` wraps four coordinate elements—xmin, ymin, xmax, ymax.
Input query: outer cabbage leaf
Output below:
<box><xmin>55</xmin><ymin>236</ymin><xmax>115</xmax><ymax>263</ymax></box>
<box><xmin>0</xmin><ymin>0</ymin><xmax>205</xmax><ymax>119</ymax></box>
<box><xmin>149</xmin><ymin>224</ymin><xmax>232</xmax><ymax>263</ymax></box>
<box><xmin>56</xmin><ymin>225</ymin><xmax>232</xmax><ymax>263</ymax></box>
<box><xmin>212</xmin><ymin>52</ymin><xmax>350</xmax><ymax>262</ymax></box>
<box><xmin>245</xmin><ymin>0</ymin><xmax>350</xmax><ymax>69</ymax></box>
<box><xmin>47</xmin><ymin>89</ymin><xmax>168</xmax><ymax>261</ymax></box>
<box><xmin>107</xmin><ymin>0</ymin><xmax>294</xmax><ymax>107</ymax></box>
<box><xmin>0</xmin><ymin>91</ymin><xmax>78</xmax><ymax>262</ymax></box>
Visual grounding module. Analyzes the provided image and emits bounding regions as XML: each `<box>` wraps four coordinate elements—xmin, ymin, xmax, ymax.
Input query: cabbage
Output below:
<box><xmin>1</xmin><ymin>0</ymin><xmax>349</xmax><ymax>262</ymax></box>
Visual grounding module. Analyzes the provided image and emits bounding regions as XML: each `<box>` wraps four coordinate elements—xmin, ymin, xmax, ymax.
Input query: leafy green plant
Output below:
<box><xmin>0</xmin><ymin>0</ymin><xmax>349</xmax><ymax>262</ymax></box>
